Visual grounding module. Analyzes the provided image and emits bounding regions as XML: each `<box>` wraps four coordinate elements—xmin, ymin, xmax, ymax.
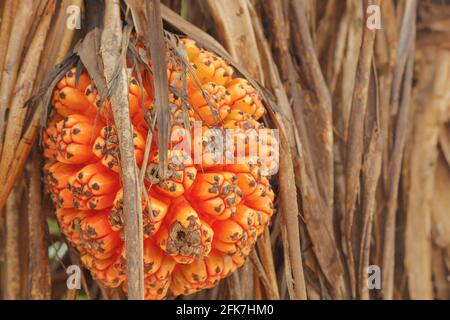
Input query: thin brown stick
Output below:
<box><xmin>0</xmin><ymin>107</ymin><xmax>40</xmax><ymax>212</ymax></box>
<box><xmin>101</xmin><ymin>0</ymin><xmax>144</xmax><ymax>300</ymax></box>
<box><xmin>358</xmin><ymin>127</ymin><xmax>382</xmax><ymax>299</ymax></box>
<box><xmin>290</xmin><ymin>0</ymin><xmax>334</xmax><ymax>212</ymax></box>
<box><xmin>256</xmin><ymin>230</ymin><xmax>280</xmax><ymax>299</ymax></box>
<box><xmin>339</xmin><ymin>0</ymin><xmax>363</xmax><ymax>141</ymax></box>
<box><xmin>227</xmin><ymin>271</ymin><xmax>242</xmax><ymax>300</ymax></box>
<box><xmin>238</xmin><ymin>261</ymin><xmax>254</xmax><ymax>299</ymax></box>
<box><xmin>4</xmin><ymin>186</ymin><xmax>21</xmax><ymax>299</ymax></box>
<box><xmin>146</xmin><ymin>0</ymin><xmax>170</xmax><ymax>179</ymax></box>
<box><xmin>439</xmin><ymin>128</ymin><xmax>450</xmax><ymax>167</ymax></box>
<box><xmin>253</xmin><ymin>272</ymin><xmax>263</xmax><ymax>300</ymax></box>
<box><xmin>278</xmin><ymin>125</ymin><xmax>307</xmax><ymax>300</ymax></box>
<box><xmin>382</xmin><ymin>1</ymin><xmax>418</xmax><ymax>299</ymax></box>
<box><xmin>249</xmin><ymin>251</ymin><xmax>277</xmax><ymax>300</ymax></box>
<box><xmin>0</xmin><ymin>0</ymin><xmax>37</xmax><ymax>157</ymax></box>
<box><xmin>261</xmin><ymin>1</ymin><xmax>290</xmax><ymax>82</ymax></box>
<box><xmin>343</xmin><ymin>0</ymin><xmax>379</xmax><ymax>298</ymax></box>
<box><xmin>0</xmin><ymin>0</ymin><xmax>16</xmax><ymax>85</ymax></box>
<box><xmin>378</xmin><ymin>0</ymin><xmax>398</xmax><ymax>193</ymax></box>
<box><xmin>28</xmin><ymin>149</ymin><xmax>51</xmax><ymax>299</ymax></box>
<box><xmin>279</xmin><ymin>214</ymin><xmax>295</xmax><ymax>299</ymax></box>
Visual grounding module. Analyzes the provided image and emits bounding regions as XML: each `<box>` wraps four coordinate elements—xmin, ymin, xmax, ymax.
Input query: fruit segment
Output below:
<box><xmin>145</xmin><ymin>150</ymin><xmax>197</xmax><ymax>198</ymax></box>
<box><xmin>186</xmin><ymin>171</ymin><xmax>243</xmax><ymax>221</ymax></box>
<box><xmin>44</xmin><ymin>162</ymin><xmax>83</xmax><ymax>208</ymax></box>
<box><xmin>54</xmin><ymin>114</ymin><xmax>102</xmax><ymax>164</ymax></box>
<box><xmin>191</xmin><ymin>49</ymin><xmax>233</xmax><ymax>86</ymax></box>
<box><xmin>109</xmin><ymin>189</ymin><xmax>171</xmax><ymax>238</ymax></box>
<box><xmin>226</xmin><ymin>78</ymin><xmax>265</xmax><ymax>120</ymax></box>
<box><xmin>67</xmin><ymin>162</ymin><xmax>121</xmax><ymax>210</ymax></box>
<box><xmin>170</xmin><ymin>250</ymin><xmax>235</xmax><ymax>296</ymax></box>
<box><xmin>93</xmin><ymin>125</ymin><xmax>146</xmax><ymax>172</ymax></box>
<box><xmin>155</xmin><ymin>198</ymin><xmax>213</xmax><ymax>264</ymax></box>
<box><xmin>43</xmin><ymin>114</ymin><xmax>64</xmax><ymax>160</ymax></box>
<box><xmin>188</xmin><ymin>82</ymin><xmax>231</xmax><ymax>125</ymax></box>
<box><xmin>52</xmin><ymin>68</ymin><xmax>97</xmax><ymax>117</ymax></box>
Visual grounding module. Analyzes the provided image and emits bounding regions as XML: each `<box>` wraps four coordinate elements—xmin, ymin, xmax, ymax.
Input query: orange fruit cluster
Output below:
<box><xmin>43</xmin><ymin>38</ymin><xmax>276</xmax><ymax>299</ymax></box>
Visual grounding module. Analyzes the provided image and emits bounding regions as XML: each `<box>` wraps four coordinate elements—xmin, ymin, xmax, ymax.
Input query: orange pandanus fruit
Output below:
<box><xmin>43</xmin><ymin>38</ymin><xmax>277</xmax><ymax>299</ymax></box>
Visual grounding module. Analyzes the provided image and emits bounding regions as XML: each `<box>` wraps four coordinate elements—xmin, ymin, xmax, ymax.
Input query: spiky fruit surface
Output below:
<box><xmin>43</xmin><ymin>38</ymin><xmax>276</xmax><ymax>299</ymax></box>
